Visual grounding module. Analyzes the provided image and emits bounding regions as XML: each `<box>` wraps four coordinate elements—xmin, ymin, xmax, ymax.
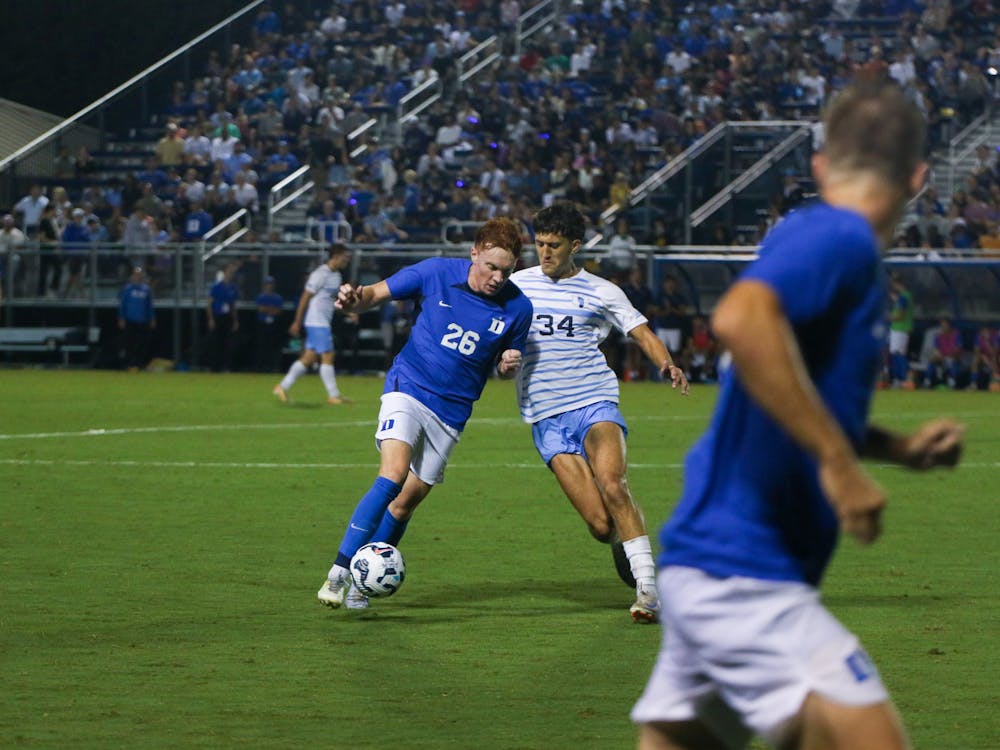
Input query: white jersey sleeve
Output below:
<box><xmin>512</xmin><ymin>267</ymin><xmax>647</xmax><ymax>423</ymax></box>
<box><xmin>303</xmin><ymin>264</ymin><xmax>342</xmax><ymax>327</ymax></box>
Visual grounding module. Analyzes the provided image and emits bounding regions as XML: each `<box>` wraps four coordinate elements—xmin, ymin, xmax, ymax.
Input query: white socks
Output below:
<box><xmin>623</xmin><ymin>535</ymin><xmax>656</xmax><ymax>593</ymax></box>
<box><xmin>327</xmin><ymin>563</ymin><xmax>350</xmax><ymax>584</ymax></box>
<box><xmin>280</xmin><ymin>360</ymin><xmax>308</xmax><ymax>391</ymax></box>
<box><xmin>320</xmin><ymin>363</ymin><xmax>340</xmax><ymax>398</ymax></box>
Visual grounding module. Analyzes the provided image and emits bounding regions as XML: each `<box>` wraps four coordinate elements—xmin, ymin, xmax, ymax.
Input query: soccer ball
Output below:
<box><xmin>350</xmin><ymin>542</ymin><xmax>406</xmax><ymax>597</ymax></box>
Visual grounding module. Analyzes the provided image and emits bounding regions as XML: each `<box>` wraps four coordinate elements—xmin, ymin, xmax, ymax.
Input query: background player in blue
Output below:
<box><xmin>512</xmin><ymin>203</ymin><xmax>689</xmax><ymax>624</ymax></box>
<box><xmin>318</xmin><ymin>217</ymin><xmax>532</xmax><ymax>610</ymax></box>
<box><xmin>273</xmin><ymin>243</ymin><xmax>352</xmax><ymax>404</ymax></box>
<box><xmin>632</xmin><ymin>75</ymin><xmax>965</xmax><ymax>750</ymax></box>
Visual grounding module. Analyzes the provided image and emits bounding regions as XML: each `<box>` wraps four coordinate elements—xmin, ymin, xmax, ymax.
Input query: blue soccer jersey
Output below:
<box><xmin>384</xmin><ymin>257</ymin><xmax>533</xmax><ymax>431</ymax></box>
<box><xmin>660</xmin><ymin>202</ymin><xmax>887</xmax><ymax>586</ymax></box>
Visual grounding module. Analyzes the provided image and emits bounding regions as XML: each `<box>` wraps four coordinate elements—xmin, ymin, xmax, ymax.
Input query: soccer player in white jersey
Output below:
<box><xmin>318</xmin><ymin>218</ymin><xmax>533</xmax><ymax>610</ymax></box>
<box><xmin>633</xmin><ymin>74</ymin><xmax>965</xmax><ymax>749</ymax></box>
<box><xmin>273</xmin><ymin>243</ymin><xmax>353</xmax><ymax>405</ymax></box>
<box><xmin>511</xmin><ymin>203</ymin><xmax>689</xmax><ymax>624</ymax></box>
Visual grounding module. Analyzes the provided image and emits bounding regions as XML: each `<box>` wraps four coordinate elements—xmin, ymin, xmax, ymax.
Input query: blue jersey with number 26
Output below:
<box><xmin>384</xmin><ymin>257</ymin><xmax>533</xmax><ymax>431</ymax></box>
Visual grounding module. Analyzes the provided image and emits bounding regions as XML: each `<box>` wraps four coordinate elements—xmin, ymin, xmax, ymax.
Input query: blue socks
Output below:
<box><xmin>334</xmin><ymin>476</ymin><xmax>402</xmax><ymax>568</ymax></box>
<box><xmin>372</xmin><ymin>508</ymin><xmax>410</xmax><ymax>547</ymax></box>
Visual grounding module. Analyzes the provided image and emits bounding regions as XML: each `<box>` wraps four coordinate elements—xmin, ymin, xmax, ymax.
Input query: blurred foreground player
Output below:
<box><xmin>318</xmin><ymin>218</ymin><xmax>532</xmax><ymax>609</ymax></box>
<box><xmin>632</xmin><ymin>75</ymin><xmax>965</xmax><ymax>749</ymax></box>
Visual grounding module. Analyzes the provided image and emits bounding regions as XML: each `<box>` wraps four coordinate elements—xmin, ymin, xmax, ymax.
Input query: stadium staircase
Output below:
<box><xmin>929</xmin><ymin>112</ymin><xmax>1000</xmax><ymax>202</ymax></box>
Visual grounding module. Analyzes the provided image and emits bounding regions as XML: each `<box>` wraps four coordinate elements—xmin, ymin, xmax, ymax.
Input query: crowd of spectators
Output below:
<box><xmin>2</xmin><ymin>0</ymin><xmax>999</xmax><ymax>306</ymax></box>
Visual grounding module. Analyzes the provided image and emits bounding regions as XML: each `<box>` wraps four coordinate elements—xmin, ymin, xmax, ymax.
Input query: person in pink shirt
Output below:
<box><xmin>971</xmin><ymin>325</ymin><xmax>1000</xmax><ymax>391</ymax></box>
<box><xmin>926</xmin><ymin>318</ymin><xmax>967</xmax><ymax>388</ymax></box>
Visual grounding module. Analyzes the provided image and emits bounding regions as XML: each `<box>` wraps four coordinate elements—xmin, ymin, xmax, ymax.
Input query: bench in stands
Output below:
<box><xmin>0</xmin><ymin>326</ymin><xmax>101</xmax><ymax>365</ymax></box>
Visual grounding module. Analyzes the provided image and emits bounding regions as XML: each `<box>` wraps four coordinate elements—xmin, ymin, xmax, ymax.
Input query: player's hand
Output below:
<box><xmin>497</xmin><ymin>349</ymin><xmax>522</xmax><ymax>377</ymax></box>
<box><xmin>336</xmin><ymin>283</ymin><xmax>363</xmax><ymax>311</ymax></box>
<box><xmin>819</xmin><ymin>454</ymin><xmax>885</xmax><ymax>545</ymax></box>
<box><xmin>661</xmin><ymin>363</ymin><xmax>690</xmax><ymax>395</ymax></box>
<box><xmin>288</xmin><ymin>320</ymin><xmax>301</xmax><ymax>337</ymax></box>
<box><xmin>901</xmin><ymin>418</ymin><xmax>965</xmax><ymax>470</ymax></box>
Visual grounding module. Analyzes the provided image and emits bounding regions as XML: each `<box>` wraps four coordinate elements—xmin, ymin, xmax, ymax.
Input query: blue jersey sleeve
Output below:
<box><xmin>385</xmin><ymin>258</ymin><xmax>455</xmax><ymax>301</ymax></box>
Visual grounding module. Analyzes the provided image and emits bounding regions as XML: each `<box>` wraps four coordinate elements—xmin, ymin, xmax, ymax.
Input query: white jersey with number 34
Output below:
<box><xmin>512</xmin><ymin>266</ymin><xmax>646</xmax><ymax>424</ymax></box>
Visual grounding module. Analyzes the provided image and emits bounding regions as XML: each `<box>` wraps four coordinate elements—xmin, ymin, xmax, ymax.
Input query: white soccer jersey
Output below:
<box><xmin>303</xmin><ymin>263</ymin><xmax>342</xmax><ymax>327</ymax></box>
<box><xmin>512</xmin><ymin>266</ymin><xmax>647</xmax><ymax>423</ymax></box>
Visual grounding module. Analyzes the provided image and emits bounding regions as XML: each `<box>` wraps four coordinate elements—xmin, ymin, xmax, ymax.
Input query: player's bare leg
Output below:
<box><xmin>548</xmin><ymin>453</ymin><xmax>636</xmax><ymax>587</ymax></box>
<box><xmin>584</xmin><ymin>421</ymin><xmax>659</xmax><ymax>622</ymax></box>
<box><xmin>386</xmin><ymin>471</ymin><xmax>433</xmax><ymax>520</ymax></box>
<box><xmin>779</xmin><ymin>693</ymin><xmax>910</xmax><ymax>750</ymax></box>
<box><xmin>638</xmin><ymin>721</ymin><xmax>732</xmax><ymax>750</ymax></box>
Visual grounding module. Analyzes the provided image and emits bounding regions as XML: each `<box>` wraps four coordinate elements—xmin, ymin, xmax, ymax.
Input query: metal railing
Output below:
<box><xmin>457</xmin><ymin>36</ymin><xmax>501</xmax><ymax>86</ymax></box>
<box><xmin>267</xmin><ymin>165</ymin><xmax>314</xmax><ymax>234</ymax></box>
<box><xmin>0</xmin><ymin>0</ymin><xmax>266</xmax><ymax>207</ymax></box>
<box><xmin>515</xmin><ymin>0</ymin><xmax>561</xmax><ymax>57</ymax></box>
<box><xmin>690</xmin><ymin>127</ymin><xmax>812</xmax><ymax>228</ymax></box>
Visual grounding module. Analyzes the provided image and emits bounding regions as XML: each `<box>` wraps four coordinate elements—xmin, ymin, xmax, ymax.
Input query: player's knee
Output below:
<box><xmin>596</xmin><ymin>476</ymin><xmax>632</xmax><ymax>509</ymax></box>
<box><xmin>587</xmin><ymin>519</ymin><xmax>613</xmax><ymax>542</ymax></box>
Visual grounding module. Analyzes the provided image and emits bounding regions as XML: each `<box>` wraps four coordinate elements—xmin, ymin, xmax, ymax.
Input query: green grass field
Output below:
<box><xmin>1</xmin><ymin>370</ymin><xmax>997</xmax><ymax>749</ymax></box>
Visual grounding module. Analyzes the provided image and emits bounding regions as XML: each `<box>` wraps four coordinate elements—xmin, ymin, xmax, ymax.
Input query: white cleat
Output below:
<box><xmin>630</xmin><ymin>588</ymin><xmax>660</xmax><ymax>624</ymax></box>
<box><xmin>317</xmin><ymin>577</ymin><xmax>350</xmax><ymax>608</ymax></box>
<box><xmin>345</xmin><ymin>583</ymin><xmax>370</xmax><ymax>610</ymax></box>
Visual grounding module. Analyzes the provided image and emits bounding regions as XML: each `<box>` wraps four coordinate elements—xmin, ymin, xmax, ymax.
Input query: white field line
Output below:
<box><xmin>0</xmin><ymin>410</ymin><xmax>995</xmax><ymax>442</ymax></box>
<box><xmin>0</xmin><ymin>457</ymin><xmax>997</xmax><ymax>471</ymax></box>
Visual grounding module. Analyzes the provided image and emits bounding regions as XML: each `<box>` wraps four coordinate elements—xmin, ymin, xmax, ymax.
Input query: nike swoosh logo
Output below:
<box><xmin>350</xmin><ymin>524</ymin><xmax>366</xmax><ymax>531</ymax></box>
<box><xmin>438</xmin><ymin>300</ymin><xmax>452</xmax><ymax>307</ymax></box>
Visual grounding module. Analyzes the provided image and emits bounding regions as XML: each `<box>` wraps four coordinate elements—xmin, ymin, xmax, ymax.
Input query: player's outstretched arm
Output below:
<box><xmin>496</xmin><ymin>349</ymin><xmax>522</xmax><ymax>379</ymax></box>
<box><xmin>629</xmin><ymin>323</ymin><xmax>689</xmax><ymax>395</ymax></box>
<box><xmin>713</xmin><ymin>279</ymin><xmax>885</xmax><ymax>544</ymax></box>
<box><xmin>862</xmin><ymin>420</ymin><xmax>965</xmax><ymax>470</ymax></box>
<box><xmin>335</xmin><ymin>280</ymin><xmax>391</xmax><ymax>313</ymax></box>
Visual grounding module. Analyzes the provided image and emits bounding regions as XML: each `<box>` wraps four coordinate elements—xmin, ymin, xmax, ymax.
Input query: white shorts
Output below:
<box><xmin>655</xmin><ymin>327</ymin><xmax>683</xmax><ymax>356</ymax></box>
<box><xmin>631</xmin><ymin>566</ymin><xmax>889</xmax><ymax>748</ymax></box>
<box><xmin>375</xmin><ymin>392</ymin><xmax>461</xmax><ymax>485</ymax></box>
<box><xmin>888</xmin><ymin>330</ymin><xmax>909</xmax><ymax>356</ymax></box>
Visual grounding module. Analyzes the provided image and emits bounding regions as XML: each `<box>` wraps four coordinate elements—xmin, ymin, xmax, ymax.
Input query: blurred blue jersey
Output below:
<box><xmin>660</xmin><ymin>202</ymin><xmax>887</xmax><ymax>586</ymax></box>
<box><xmin>384</xmin><ymin>257</ymin><xmax>533</xmax><ymax>431</ymax></box>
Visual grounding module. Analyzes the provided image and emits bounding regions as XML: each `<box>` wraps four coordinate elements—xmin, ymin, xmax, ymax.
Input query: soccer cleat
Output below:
<box><xmin>327</xmin><ymin>395</ymin><xmax>354</xmax><ymax>405</ymax></box>
<box><xmin>629</xmin><ymin>598</ymin><xmax>659</xmax><ymax>624</ymax></box>
<box><xmin>611</xmin><ymin>540</ymin><xmax>637</xmax><ymax>588</ymax></box>
<box><xmin>630</xmin><ymin>587</ymin><xmax>660</xmax><ymax>624</ymax></box>
<box><xmin>317</xmin><ymin>576</ymin><xmax>350</xmax><ymax>608</ymax></box>
<box><xmin>272</xmin><ymin>384</ymin><xmax>288</xmax><ymax>402</ymax></box>
<box><xmin>345</xmin><ymin>583</ymin><xmax>370</xmax><ymax>610</ymax></box>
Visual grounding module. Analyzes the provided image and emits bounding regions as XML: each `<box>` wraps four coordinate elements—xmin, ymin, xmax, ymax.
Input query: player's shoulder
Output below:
<box><xmin>768</xmin><ymin>202</ymin><xmax>877</xmax><ymax>261</ymax></box>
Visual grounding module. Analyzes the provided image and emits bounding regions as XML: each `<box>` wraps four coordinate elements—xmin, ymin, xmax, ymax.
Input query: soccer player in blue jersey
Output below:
<box><xmin>318</xmin><ymin>217</ymin><xmax>532</xmax><ymax>609</ymax></box>
<box><xmin>512</xmin><ymin>203</ymin><xmax>689</xmax><ymax>624</ymax></box>
<box><xmin>633</xmin><ymin>75</ymin><xmax>965</xmax><ymax>749</ymax></box>
<box><xmin>273</xmin><ymin>243</ymin><xmax>353</xmax><ymax>404</ymax></box>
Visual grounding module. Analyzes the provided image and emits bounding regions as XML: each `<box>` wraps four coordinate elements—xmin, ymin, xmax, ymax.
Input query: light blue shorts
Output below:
<box><xmin>304</xmin><ymin>325</ymin><xmax>333</xmax><ymax>354</ymax></box>
<box><xmin>531</xmin><ymin>401</ymin><xmax>628</xmax><ymax>466</ymax></box>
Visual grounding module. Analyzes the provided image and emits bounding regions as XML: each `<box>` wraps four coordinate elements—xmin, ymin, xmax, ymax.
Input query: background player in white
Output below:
<box><xmin>632</xmin><ymin>73</ymin><xmax>965</xmax><ymax>749</ymax></box>
<box><xmin>273</xmin><ymin>243</ymin><xmax>353</xmax><ymax>405</ymax></box>
<box><xmin>318</xmin><ymin>217</ymin><xmax>532</xmax><ymax>609</ymax></box>
<box><xmin>512</xmin><ymin>203</ymin><xmax>689</xmax><ymax>624</ymax></box>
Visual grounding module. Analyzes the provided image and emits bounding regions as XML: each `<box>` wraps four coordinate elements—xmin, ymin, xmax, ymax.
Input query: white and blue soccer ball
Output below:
<box><xmin>350</xmin><ymin>542</ymin><xmax>406</xmax><ymax>597</ymax></box>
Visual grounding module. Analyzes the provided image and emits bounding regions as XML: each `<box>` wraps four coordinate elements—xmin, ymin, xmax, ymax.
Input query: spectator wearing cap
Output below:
<box><xmin>155</xmin><ymin>123</ymin><xmax>186</xmax><ymax>169</ymax></box>
<box><xmin>254</xmin><ymin>274</ymin><xmax>286</xmax><ymax>372</ymax></box>
<box><xmin>118</xmin><ymin>266</ymin><xmax>156</xmax><ymax>372</ymax></box>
